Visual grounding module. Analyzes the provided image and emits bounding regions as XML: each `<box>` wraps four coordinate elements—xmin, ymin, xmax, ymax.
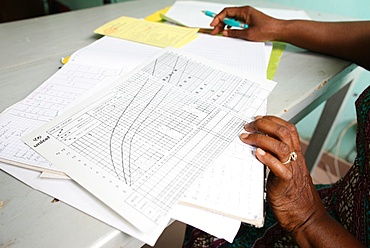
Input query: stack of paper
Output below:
<box><xmin>0</xmin><ymin>33</ymin><xmax>273</xmax><ymax>244</ymax></box>
<box><xmin>23</xmin><ymin>46</ymin><xmax>275</xmax><ymax>240</ymax></box>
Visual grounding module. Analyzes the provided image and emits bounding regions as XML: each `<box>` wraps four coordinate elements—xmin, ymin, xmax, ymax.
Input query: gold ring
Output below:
<box><xmin>282</xmin><ymin>151</ymin><xmax>297</xmax><ymax>164</ymax></box>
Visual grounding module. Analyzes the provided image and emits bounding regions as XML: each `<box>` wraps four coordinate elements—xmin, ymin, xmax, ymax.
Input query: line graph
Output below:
<box><xmin>23</xmin><ymin>48</ymin><xmax>275</xmax><ymax>232</ymax></box>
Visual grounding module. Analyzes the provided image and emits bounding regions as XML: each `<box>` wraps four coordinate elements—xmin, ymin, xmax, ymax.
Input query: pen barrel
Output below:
<box><xmin>223</xmin><ymin>18</ymin><xmax>248</xmax><ymax>29</ymax></box>
<box><xmin>204</xmin><ymin>10</ymin><xmax>216</xmax><ymax>17</ymax></box>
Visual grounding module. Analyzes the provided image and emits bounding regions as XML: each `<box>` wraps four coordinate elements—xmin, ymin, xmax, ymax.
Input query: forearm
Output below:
<box><xmin>292</xmin><ymin>211</ymin><xmax>365</xmax><ymax>247</ymax></box>
<box><xmin>272</xmin><ymin>20</ymin><xmax>370</xmax><ymax>70</ymax></box>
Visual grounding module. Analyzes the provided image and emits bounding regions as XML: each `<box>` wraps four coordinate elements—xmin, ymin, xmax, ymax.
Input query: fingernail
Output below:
<box><xmin>222</xmin><ymin>30</ymin><xmax>228</xmax><ymax>36</ymax></box>
<box><xmin>240</xmin><ymin>133</ymin><xmax>249</xmax><ymax>139</ymax></box>
<box><xmin>254</xmin><ymin>115</ymin><xmax>263</xmax><ymax>120</ymax></box>
<box><xmin>244</xmin><ymin>122</ymin><xmax>255</xmax><ymax>132</ymax></box>
<box><xmin>256</xmin><ymin>148</ymin><xmax>266</xmax><ymax>155</ymax></box>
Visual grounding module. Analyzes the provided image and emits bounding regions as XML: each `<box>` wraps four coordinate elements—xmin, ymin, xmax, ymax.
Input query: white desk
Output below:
<box><xmin>0</xmin><ymin>0</ymin><xmax>357</xmax><ymax>247</ymax></box>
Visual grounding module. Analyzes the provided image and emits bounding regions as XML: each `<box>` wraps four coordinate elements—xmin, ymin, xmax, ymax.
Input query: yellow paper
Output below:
<box><xmin>94</xmin><ymin>16</ymin><xmax>199</xmax><ymax>48</ymax></box>
<box><xmin>144</xmin><ymin>6</ymin><xmax>170</xmax><ymax>22</ymax></box>
<box><xmin>61</xmin><ymin>55</ymin><xmax>70</xmax><ymax>64</ymax></box>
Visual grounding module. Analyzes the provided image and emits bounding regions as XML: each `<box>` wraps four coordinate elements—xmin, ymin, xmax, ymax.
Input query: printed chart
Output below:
<box><xmin>23</xmin><ymin>48</ymin><xmax>275</xmax><ymax>232</ymax></box>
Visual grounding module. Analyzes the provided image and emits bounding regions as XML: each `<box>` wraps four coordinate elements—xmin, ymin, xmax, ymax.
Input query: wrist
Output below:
<box><xmin>290</xmin><ymin>206</ymin><xmax>327</xmax><ymax>235</ymax></box>
<box><xmin>267</xmin><ymin>19</ymin><xmax>287</xmax><ymax>42</ymax></box>
<box><xmin>290</xmin><ymin>208</ymin><xmax>329</xmax><ymax>247</ymax></box>
<box><xmin>291</xmin><ymin>210</ymin><xmax>365</xmax><ymax>247</ymax></box>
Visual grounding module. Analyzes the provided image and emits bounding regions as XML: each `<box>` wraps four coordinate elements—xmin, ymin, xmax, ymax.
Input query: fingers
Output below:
<box><xmin>240</xmin><ymin>132</ymin><xmax>292</xmax><ymax>163</ymax></box>
<box><xmin>221</xmin><ymin>29</ymin><xmax>252</xmax><ymax>40</ymax></box>
<box><xmin>245</xmin><ymin>116</ymin><xmax>301</xmax><ymax>153</ymax></box>
<box><xmin>210</xmin><ymin>6</ymin><xmax>253</xmax><ymax>36</ymax></box>
<box><xmin>209</xmin><ymin>6</ymin><xmax>281</xmax><ymax>42</ymax></box>
<box><xmin>255</xmin><ymin>148</ymin><xmax>292</xmax><ymax>180</ymax></box>
<box><xmin>210</xmin><ymin>23</ymin><xmax>226</xmax><ymax>35</ymax></box>
<box><xmin>258</xmin><ymin>116</ymin><xmax>301</xmax><ymax>153</ymax></box>
<box><xmin>210</xmin><ymin>7</ymin><xmax>244</xmax><ymax>27</ymax></box>
<box><xmin>240</xmin><ymin>116</ymin><xmax>303</xmax><ymax>177</ymax></box>
<box><xmin>243</xmin><ymin>117</ymin><xmax>296</xmax><ymax>159</ymax></box>
<box><xmin>240</xmin><ymin>116</ymin><xmax>320</xmax><ymax>235</ymax></box>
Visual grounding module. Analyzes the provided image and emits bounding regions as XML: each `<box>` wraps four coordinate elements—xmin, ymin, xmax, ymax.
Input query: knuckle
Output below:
<box><xmin>254</xmin><ymin>117</ymin><xmax>266</xmax><ymax>128</ymax></box>
<box><xmin>295</xmin><ymin>143</ymin><xmax>302</xmax><ymax>153</ymax></box>
<box><xmin>252</xmin><ymin>133</ymin><xmax>264</xmax><ymax>144</ymax></box>
<box><xmin>276</xmin><ymin>125</ymin><xmax>290</xmax><ymax>139</ymax></box>
<box><xmin>287</xmin><ymin>122</ymin><xmax>298</xmax><ymax>133</ymax></box>
<box><xmin>277</xmin><ymin>142</ymin><xmax>291</xmax><ymax>156</ymax></box>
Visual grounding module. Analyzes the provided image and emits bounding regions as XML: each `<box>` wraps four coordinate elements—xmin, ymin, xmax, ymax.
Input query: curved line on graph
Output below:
<box><xmin>151</xmin><ymin>59</ymin><xmax>158</xmax><ymax>76</ymax></box>
<box><xmin>109</xmin><ymin>79</ymin><xmax>149</xmax><ymax>184</ymax></box>
<box><xmin>122</xmin><ymin>84</ymin><xmax>165</xmax><ymax>186</ymax></box>
<box><xmin>126</xmin><ymin>82</ymin><xmax>178</xmax><ymax>186</ymax></box>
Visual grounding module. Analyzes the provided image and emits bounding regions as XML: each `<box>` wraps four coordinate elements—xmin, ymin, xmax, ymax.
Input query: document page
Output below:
<box><xmin>94</xmin><ymin>16</ymin><xmax>199</xmax><ymax>48</ymax></box>
<box><xmin>181</xmin><ymin>33</ymin><xmax>268</xmax><ymax>78</ymax></box>
<box><xmin>1</xmin><ymin>34</ymin><xmax>274</xmax><ymax>243</ymax></box>
<box><xmin>0</xmin><ymin>37</ymin><xmax>161</xmax><ymax>172</ymax></box>
<box><xmin>180</xmin><ymin>136</ymin><xmax>265</xmax><ymax>224</ymax></box>
<box><xmin>163</xmin><ymin>1</ymin><xmax>311</xmax><ymax>29</ymax></box>
<box><xmin>23</xmin><ymin>48</ymin><xmax>275</xmax><ymax>233</ymax></box>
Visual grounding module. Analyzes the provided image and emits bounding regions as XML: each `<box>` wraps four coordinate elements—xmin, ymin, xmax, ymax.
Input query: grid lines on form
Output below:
<box><xmin>0</xmin><ymin>114</ymin><xmax>53</xmax><ymax>168</ymax></box>
<box><xmin>142</xmin><ymin>51</ymin><xmax>265</xmax><ymax>118</ymax></box>
<box><xmin>126</xmin><ymin>107</ymin><xmax>244</xmax><ymax>219</ymax></box>
<box><xmin>7</xmin><ymin>63</ymin><xmax>120</xmax><ymax>123</ymax></box>
<box><xmin>43</xmin><ymin>50</ymin><xmax>249</xmax><ymax>225</ymax></box>
<box><xmin>49</xmin><ymin>70</ymin><xmax>243</xmax><ymax>223</ymax></box>
<box><xmin>58</xmin><ymin>71</ymin><xmax>207</xmax><ymax>186</ymax></box>
<box><xmin>0</xmin><ymin>62</ymin><xmax>123</xmax><ymax>171</ymax></box>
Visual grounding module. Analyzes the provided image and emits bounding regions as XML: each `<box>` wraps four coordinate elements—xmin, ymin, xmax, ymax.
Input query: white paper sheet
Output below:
<box><xmin>163</xmin><ymin>1</ymin><xmax>311</xmax><ymax>29</ymax></box>
<box><xmin>1</xmin><ymin>34</ymin><xmax>273</xmax><ymax>244</ymax></box>
<box><xmin>170</xmin><ymin>203</ymin><xmax>242</xmax><ymax>243</ymax></box>
<box><xmin>0</xmin><ymin>37</ymin><xmax>161</xmax><ymax>172</ymax></box>
<box><xmin>180</xmin><ymin>135</ymin><xmax>265</xmax><ymax>224</ymax></box>
<box><xmin>0</xmin><ymin>162</ymin><xmax>166</xmax><ymax>246</ymax></box>
<box><xmin>23</xmin><ymin>47</ymin><xmax>275</xmax><ymax>234</ymax></box>
<box><xmin>181</xmin><ymin>33</ymin><xmax>268</xmax><ymax>77</ymax></box>
<box><xmin>0</xmin><ymin>34</ymin><xmax>269</xmax><ymax>173</ymax></box>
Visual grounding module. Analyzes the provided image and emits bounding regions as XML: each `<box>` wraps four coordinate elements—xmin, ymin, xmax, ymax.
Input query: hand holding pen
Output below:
<box><xmin>205</xmin><ymin>6</ymin><xmax>281</xmax><ymax>42</ymax></box>
<box><xmin>202</xmin><ymin>10</ymin><xmax>249</xmax><ymax>29</ymax></box>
